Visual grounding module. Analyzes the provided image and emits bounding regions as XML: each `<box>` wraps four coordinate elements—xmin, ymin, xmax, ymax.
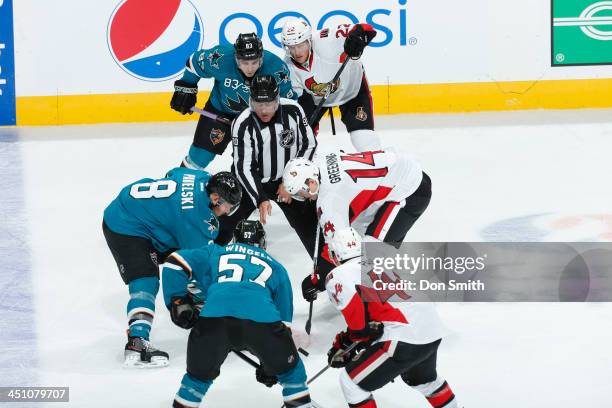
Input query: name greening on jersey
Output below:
<box><xmin>326</xmin><ymin>153</ymin><xmax>341</xmax><ymax>184</ymax></box>
<box><xmin>181</xmin><ymin>173</ymin><xmax>196</xmax><ymax>209</ymax></box>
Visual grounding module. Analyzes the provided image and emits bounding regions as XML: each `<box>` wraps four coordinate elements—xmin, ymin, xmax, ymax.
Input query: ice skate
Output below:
<box><xmin>124</xmin><ymin>336</ymin><xmax>169</xmax><ymax>368</ymax></box>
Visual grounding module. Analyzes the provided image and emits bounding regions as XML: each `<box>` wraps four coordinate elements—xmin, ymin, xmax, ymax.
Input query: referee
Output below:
<box><xmin>214</xmin><ymin>74</ymin><xmax>318</xmax><ymax>255</ymax></box>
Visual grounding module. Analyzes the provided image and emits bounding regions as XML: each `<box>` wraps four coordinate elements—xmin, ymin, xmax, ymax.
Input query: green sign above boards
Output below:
<box><xmin>552</xmin><ymin>0</ymin><xmax>612</xmax><ymax>66</ymax></box>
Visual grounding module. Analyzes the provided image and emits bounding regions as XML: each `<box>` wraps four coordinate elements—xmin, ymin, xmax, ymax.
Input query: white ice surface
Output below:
<box><xmin>3</xmin><ymin>109</ymin><xmax>612</xmax><ymax>407</ymax></box>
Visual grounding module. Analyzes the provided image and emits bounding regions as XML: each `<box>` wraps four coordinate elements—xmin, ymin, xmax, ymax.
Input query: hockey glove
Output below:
<box><xmin>327</xmin><ymin>331</ymin><xmax>358</xmax><ymax>368</ymax></box>
<box><xmin>171</xmin><ymin>80</ymin><xmax>198</xmax><ymax>114</ymax></box>
<box><xmin>344</xmin><ymin>24</ymin><xmax>377</xmax><ymax>59</ymax></box>
<box><xmin>187</xmin><ymin>281</ymin><xmax>205</xmax><ymax>312</ymax></box>
<box><xmin>170</xmin><ymin>295</ymin><xmax>199</xmax><ymax>329</ymax></box>
<box><xmin>301</xmin><ymin>271</ymin><xmax>326</xmax><ymax>302</ymax></box>
<box><xmin>348</xmin><ymin>321</ymin><xmax>384</xmax><ymax>343</ymax></box>
<box><xmin>255</xmin><ymin>367</ymin><xmax>278</xmax><ymax>388</ymax></box>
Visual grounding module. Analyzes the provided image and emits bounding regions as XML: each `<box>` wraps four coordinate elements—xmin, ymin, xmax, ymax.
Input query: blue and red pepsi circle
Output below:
<box><xmin>107</xmin><ymin>0</ymin><xmax>204</xmax><ymax>81</ymax></box>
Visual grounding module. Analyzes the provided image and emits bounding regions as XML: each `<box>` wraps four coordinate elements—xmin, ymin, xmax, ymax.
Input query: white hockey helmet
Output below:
<box><xmin>328</xmin><ymin>228</ymin><xmax>362</xmax><ymax>265</ymax></box>
<box><xmin>282</xmin><ymin>157</ymin><xmax>319</xmax><ymax>201</ymax></box>
<box><xmin>281</xmin><ymin>18</ymin><xmax>312</xmax><ymax>46</ymax></box>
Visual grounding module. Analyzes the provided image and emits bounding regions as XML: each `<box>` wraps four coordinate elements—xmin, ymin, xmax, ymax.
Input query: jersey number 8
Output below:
<box><xmin>129</xmin><ymin>180</ymin><xmax>177</xmax><ymax>199</ymax></box>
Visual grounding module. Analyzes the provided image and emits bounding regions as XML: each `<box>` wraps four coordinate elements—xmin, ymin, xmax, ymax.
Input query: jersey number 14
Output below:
<box><xmin>340</xmin><ymin>151</ymin><xmax>388</xmax><ymax>182</ymax></box>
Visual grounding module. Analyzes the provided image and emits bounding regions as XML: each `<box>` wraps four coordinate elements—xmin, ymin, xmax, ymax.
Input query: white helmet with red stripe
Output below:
<box><xmin>328</xmin><ymin>227</ymin><xmax>362</xmax><ymax>265</ymax></box>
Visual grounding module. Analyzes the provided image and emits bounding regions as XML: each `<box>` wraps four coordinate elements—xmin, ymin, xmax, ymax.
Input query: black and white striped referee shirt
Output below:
<box><xmin>232</xmin><ymin>98</ymin><xmax>317</xmax><ymax>206</ymax></box>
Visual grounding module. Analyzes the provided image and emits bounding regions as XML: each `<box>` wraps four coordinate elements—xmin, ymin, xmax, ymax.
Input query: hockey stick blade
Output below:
<box><xmin>305</xmin><ymin>301</ymin><xmax>314</xmax><ymax>334</ymax></box>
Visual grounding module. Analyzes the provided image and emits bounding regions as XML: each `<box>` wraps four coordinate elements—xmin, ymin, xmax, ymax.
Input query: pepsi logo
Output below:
<box><xmin>107</xmin><ymin>0</ymin><xmax>204</xmax><ymax>81</ymax></box>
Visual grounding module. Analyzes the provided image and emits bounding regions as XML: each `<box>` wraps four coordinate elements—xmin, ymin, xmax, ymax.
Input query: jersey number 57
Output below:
<box><xmin>217</xmin><ymin>254</ymin><xmax>272</xmax><ymax>288</ymax></box>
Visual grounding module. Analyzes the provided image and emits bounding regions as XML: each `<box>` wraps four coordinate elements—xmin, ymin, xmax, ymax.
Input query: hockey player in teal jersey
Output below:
<box><xmin>170</xmin><ymin>32</ymin><xmax>296</xmax><ymax>171</ymax></box>
<box><xmin>161</xmin><ymin>222</ymin><xmax>312</xmax><ymax>407</ymax></box>
<box><xmin>102</xmin><ymin>168</ymin><xmax>242</xmax><ymax>368</ymax></box>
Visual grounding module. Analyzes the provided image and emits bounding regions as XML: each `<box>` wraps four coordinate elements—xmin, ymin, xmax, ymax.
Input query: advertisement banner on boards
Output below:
<box><xmin>104</xmin><ymin>0</ymin><xmax>414</xmax><ymax>84</ymax></box>
<box><xmin>0</xmin><ymin>0</ymin><xmax>16</xmax><ymax>125</ymax></box>
<box><xmin>552</xmin><ymin>0</ymin><xmax>612</xmax><ymax>66</ymax></box>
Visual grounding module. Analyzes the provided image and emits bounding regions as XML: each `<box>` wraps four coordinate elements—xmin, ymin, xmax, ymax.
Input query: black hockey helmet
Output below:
<box><xmin>234</xmin><ymin>33</ymin><xmax>263</xmax><ymax>60</ymax></box>
<box><xmin>206</xmin><ymin>172</ymin><xmax>242</xmax><ymax>214</ymax></box>
<box><xmin>233</xmin><ymin>220</ymin><xmax>267</xmax><ymax>249</ymax></box>
<box><xmin>250</xmin><ymin>75</ymin><xmax>279</xmax><ymax>103</ymax></box>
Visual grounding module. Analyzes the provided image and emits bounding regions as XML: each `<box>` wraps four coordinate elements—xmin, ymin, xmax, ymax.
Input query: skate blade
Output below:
<box><xmin>124</xmin><ymin>354</ymin><xmax>169</xmax><ymax>369</ymax></box>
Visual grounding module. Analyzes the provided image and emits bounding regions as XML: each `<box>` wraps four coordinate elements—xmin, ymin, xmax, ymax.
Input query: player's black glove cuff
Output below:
<box><xmin>327</xmin><ymin>331</ymin><xmax>356</xmax><ymax>368</ymax></box>
<box><xmin>171</xmin><ymin>80</ymin><xmax>198</xmax><ymax>115</ymax></box>
<box><xmin>301</xmin><ymin>272</ymin><xmax>325</xmax><ymax>302</ymax></box>
<box><xmin>348</xmin><ymin>321</ymin><xmax>384</xmax><ymax>343</ymax></box>
<box><xmin>255</xmin><ymin>367</ymin><xmax>278</xmax><ymax>387</ymax></box>
<box><xmin>344</xmin><ymin>24</ymin><xmax>377</xmax><ymax>59</ymax></box>
<box><xmin>170</xmin><ymin>295</ymin><xmax>199</xmax><ymax>329</ymax></box>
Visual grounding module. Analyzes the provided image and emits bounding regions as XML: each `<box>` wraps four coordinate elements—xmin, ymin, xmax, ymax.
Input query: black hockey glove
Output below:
<box><xmin>348</xmin><ymin>321</ymin><xmax>384</xmax><ymax>343</ymax></box>
<box><xmin>344</xmin><ymin>24</ymin><xmax>377</xmax><ymax>59</ymax></box>
<box><xmin>327</xmin><ymin>331</ymin><xmax>358</xmax><ymax>368</ymax></box>
<box><xmin>171</xmin><ymin>80</ymin><xmax>198</xmax><ymax>115</ymax></box>
<box><xmin>255</xmin><ymin>367</ymin><xmax>278</xmax><ymax>388</ymax></box>
<box><xmin>327</xmin><ymin>322</ymin><xmax>384</xmax><ymax>368</ymax></box>
<box><xmin>170</xmin><ymin>295</ymin><xmax>199</xmax><ymax>329</ymax></box>
<box><xmin>187</xmin><ymin>281</ymin><xmax>205</xmax><ymax>312</ymax></box>
<box><xmin>301</xmin><ymin>271</ymin><xmax>326</xmax><ymax>302</ymax></box>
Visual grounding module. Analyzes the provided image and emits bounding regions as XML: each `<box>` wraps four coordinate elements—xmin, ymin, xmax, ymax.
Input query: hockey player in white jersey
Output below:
<box><xmin>282</xmin><ymin>148</ymin><xmax>432</xmax><ymax>301</ymax></box>
<box><xmin>322</xmin><ymin>228</ymin><xmax>460</xmax><ymax>408</ymax></box>
<box><xmin>281</xmin><ymin>18</ymin><xmax>381</xmax><ymax>151</ymax></box>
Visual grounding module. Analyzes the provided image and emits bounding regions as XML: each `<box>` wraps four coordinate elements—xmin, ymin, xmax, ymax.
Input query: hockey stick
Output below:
<box><xmin>232</xmin><ymin>349</ymin><xmax>260</xmax><ymax>368</ymax></box>
<box><xmin>238</xmin><ymin>349</ymin><xmax>327</xmax><ymax>408</ymax></box>
<box><xmin>280</xmin><ymin>342</ymin><xmax>363</xmax><ymax>406</ymax></box>
<box><xmin>304</xmin><ymin>221</ymin><xmax>321</xmax><ymax>335</ymax></box>
<box><xmin>306</xmin><ymin>341</ymin><xmax>361</xmax><ymax>386</ymax></box>
<box><xmin>190</xmin><ymin>106</ymin><xmax>232</xmax><ymax>126</ymax></box>
<box><xmin>307</xmin><ymin>57</ymin><xmax>350</xmax><ymax>127</ymax></box>
<box><xmin>305</xmin><ymin>301</ymin><xmax>314</xmax><ymax>334</ymax></box>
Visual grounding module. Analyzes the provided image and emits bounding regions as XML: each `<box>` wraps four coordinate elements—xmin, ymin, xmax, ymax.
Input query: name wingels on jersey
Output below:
<box><xmin>285</xmin><ymin>24</ymin><xmax>365</xmax><ymax>107</ymax></box>
<box><xmin>317</xmin><ymin>147</ymin><xmax>423</xmax><ymax>241</ymax></box>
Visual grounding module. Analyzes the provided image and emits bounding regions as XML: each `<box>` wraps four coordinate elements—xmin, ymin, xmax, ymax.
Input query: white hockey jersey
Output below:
<box><xmin>285</xmin><ymin>24</ymin><xmax>366</xmax><ymax>107</ymax></box>
<box><xmin>325</xmin><ymin>258</ymin><xmax>447</xmax><ymax>345</ymax></box>
<box><xmin>316</xmin><ymin>147</ymin><xmax>423</xmax><ymax>243</ymax></box>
